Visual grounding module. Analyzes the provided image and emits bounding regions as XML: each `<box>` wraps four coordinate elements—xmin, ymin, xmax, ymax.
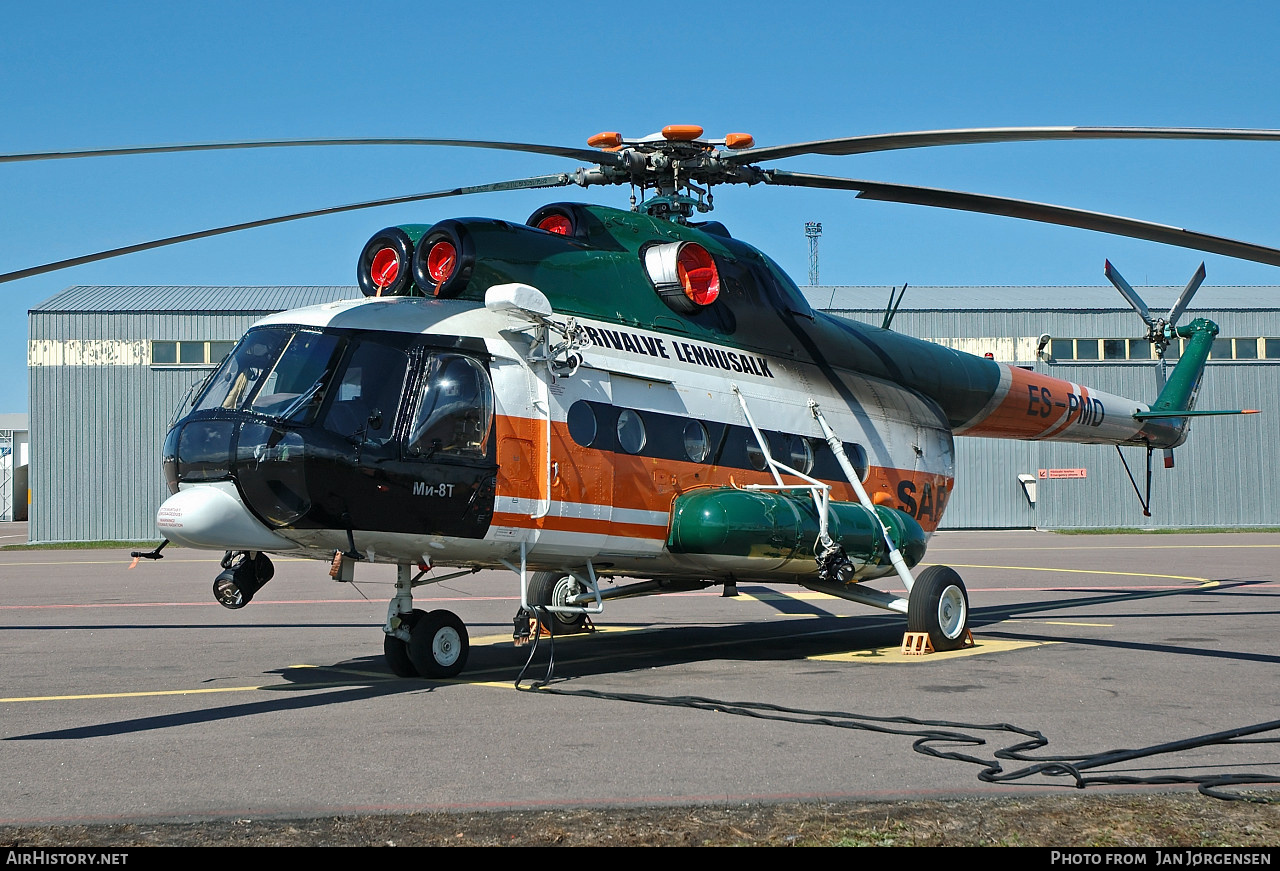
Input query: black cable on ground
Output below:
<box><xmin>514</xmin><ymin>606</ymin><xmax>557</xmax><ymax>690</ymax></box>
<box><xmin>516</xmin><ymin>683</ymin><xmax>1280</xmax><ymax>802</ymax></box>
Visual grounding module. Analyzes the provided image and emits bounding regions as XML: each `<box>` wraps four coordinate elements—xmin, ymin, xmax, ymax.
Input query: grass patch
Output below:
<box><xmin>1051</xmin><ymin>527</ymin><xmax>1280</xmax><ymax>535</ymax></box>
<box><xmin>0</xmin><ymin>540</ymin><xmax>171</xmax><ymax>552</ymax></box>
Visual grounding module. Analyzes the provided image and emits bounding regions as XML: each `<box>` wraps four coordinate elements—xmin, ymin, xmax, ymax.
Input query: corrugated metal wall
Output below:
<box><xmin>943</xmin><ymin>437</ymin><xmax>1039</xmax><ymax>528</ymax></box>
<box><xmin>1031</xmin><ymin>362</ymin><xmax>1280</xmax><ymax>528</ymax></box>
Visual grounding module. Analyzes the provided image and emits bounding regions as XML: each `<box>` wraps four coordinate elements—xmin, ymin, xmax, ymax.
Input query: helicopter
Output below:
<box><xmin>5</xmin><ymin>124</ymin><xmax>1279</xmax><ymax>679</ymax></box>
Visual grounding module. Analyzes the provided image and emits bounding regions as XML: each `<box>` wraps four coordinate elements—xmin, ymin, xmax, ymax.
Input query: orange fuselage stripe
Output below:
<box><xmin>491</xmin><ymin>414</ymin><xmax>953</xmax><ymax>534</ymax></box>
<box><xmin>959</xmin><ymin>366</ymin><xmax>1086</xmax><ymax>439</ymax></box>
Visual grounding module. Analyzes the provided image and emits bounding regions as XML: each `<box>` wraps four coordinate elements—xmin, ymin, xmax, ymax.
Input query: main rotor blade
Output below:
<box><xmin>0</xmin><ymin>173</ymin><xmax>572</xmax><ymax>284</ymax></box>
<box><xmin>0</xmin><ymin>137</ymin><xmax>623</xmax><ymax>168</ymax></box>
<box><xmin>728</xmin><ymin>126</ymin><xmax>1280</xmax><ymax>164</ymax></box>
<box><xmin>763</xmin><ymin>170</ymin><xmax>1280</xmax><ymax>268</ymax></box>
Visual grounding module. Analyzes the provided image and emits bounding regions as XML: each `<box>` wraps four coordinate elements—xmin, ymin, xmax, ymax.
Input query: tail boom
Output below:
<box><xmin>952</xmin><ymin>363</ymin><xmax>1147</xmax><ymax>445</ymax></box>
<box><xmin>951</xmin><ymin>317</ymin><xmax>1222</xmax><ymax>450</ymax></box>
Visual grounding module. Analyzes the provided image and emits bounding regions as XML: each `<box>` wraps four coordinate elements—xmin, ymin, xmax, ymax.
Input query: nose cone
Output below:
<box><xmin>157</xmin><ymin>485</ymin><xmax>297</xmax><ymax>551</ymax></box>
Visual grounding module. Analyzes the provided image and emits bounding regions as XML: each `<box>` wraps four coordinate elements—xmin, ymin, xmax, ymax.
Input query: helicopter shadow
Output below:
<box><xmin>966</xmin><ymin>575</ymin><xmax>1280</xmax><ymax>666</ymax></box>
<box><xmin>7</xmin><ymin>577</ymin><xmax>1274</xmax><ymax>742</ymax></box>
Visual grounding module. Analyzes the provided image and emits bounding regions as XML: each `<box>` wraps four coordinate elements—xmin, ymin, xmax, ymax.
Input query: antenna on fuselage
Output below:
<box><xmin>881</xmin><ymin>283</ymin><xmax>908</xmax><ymax>330</ymax></box>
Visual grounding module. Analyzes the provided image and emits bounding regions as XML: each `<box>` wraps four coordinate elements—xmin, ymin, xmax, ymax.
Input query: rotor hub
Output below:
<box><xmin>579</xmin><ymin>126</ymin><xmax>760</xmax><ymax>221</ymax></box>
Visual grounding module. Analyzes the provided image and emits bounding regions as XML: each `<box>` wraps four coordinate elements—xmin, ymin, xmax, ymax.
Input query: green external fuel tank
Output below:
<box><xmin>666</xmin><ymin>487</ymin><xmax>927</xmax><ymax>578</ymax></box>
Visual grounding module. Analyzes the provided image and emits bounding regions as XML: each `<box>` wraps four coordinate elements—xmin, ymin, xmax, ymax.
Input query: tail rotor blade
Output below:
<box><xmin>1167</xmin><ymin>262</ymin><xmax>1207</xmax><ymax>327</ymax></box>
<box><xmin>1104</xmin><ymin>260</ymin><xmax>1154</xmax><ymax>326</ymax></box>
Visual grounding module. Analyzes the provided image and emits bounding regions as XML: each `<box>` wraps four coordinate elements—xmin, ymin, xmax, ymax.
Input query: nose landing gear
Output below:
<box><xmin>382</xmin><ymin>564</ymin><xmax>471</xmax><ymax>678</ymax></box>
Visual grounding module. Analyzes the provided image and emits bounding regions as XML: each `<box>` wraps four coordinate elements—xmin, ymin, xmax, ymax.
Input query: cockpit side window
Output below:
<box><xmin>247</xmin><ymin>331</ymin><xmax>346</xmax><ymax>424</ymax></box>
<box><xmin>408</xmin><ymin>354</ymin><xmax>494</xmax><ymax>457</ymax></box>
<box><xmin>322</xmin><ymin>341</ymin><xmax>410</xmax><ymax>444</ymax></box>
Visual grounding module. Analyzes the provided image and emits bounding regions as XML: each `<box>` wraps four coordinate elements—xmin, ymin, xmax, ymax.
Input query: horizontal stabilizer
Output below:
<box><xmin>1133</xmin><ymin>409</ymin><xmax>1260</xmax><ymax>420</ymax></box>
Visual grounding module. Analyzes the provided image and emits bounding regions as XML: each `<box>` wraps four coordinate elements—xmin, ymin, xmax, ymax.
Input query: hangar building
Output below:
<box><xmin>0</xmin><ymin>413</ymin><xmax>29</xmax><ymax>522</ymax></box>
<box><xmin>25</xmin><ymin>283</ymin><xmax>1280</xmax><ymax>543</ymax></box>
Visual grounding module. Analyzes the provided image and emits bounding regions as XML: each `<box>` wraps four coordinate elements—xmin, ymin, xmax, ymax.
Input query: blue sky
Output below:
<box><xmin>3</xmin><ymin>1</ymin><xmax>1279</xmax><ymax>412</ymax></box>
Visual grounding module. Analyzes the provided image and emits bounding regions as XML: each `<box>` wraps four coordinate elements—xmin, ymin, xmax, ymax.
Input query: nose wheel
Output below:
<box><xmin>408</xmin><ymin>609</ymin><xmax>469</xmax><ymax>678</ymax></box>
<box><xmin>907</xmin><ymin>565</ymin><xmax>971</xmax><ymax>651</ymax></box>
<box><xmin>384</xmin><ymin>608</ymin><xmax>470</xmax><ymax>678</ymax></box>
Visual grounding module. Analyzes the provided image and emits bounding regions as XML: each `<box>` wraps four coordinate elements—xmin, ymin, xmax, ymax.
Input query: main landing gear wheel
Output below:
<box><xmin>907</xmin><ymin>565</ymin><xmax>970</xmax><ymax>651</ymax></box>
<box><xmin>384</xmin><ymin>609</ymin><xmax>425</xmax><ymax>678</ymax></box>
<box><xmin>527</xmin><ymin>571</ymin><xmax>588</xmax><ymax>635</ymax></box>
<box><xmin>408</xmin><ymin>609</ymin><xmax>470</xmax><ymax>678</ymax></box>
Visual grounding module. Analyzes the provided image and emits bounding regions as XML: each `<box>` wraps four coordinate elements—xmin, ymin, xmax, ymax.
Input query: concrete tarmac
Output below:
<box><xmin>1</xmin><ymin>527</ymin><xmax>1277</xmax><ymax>824</ymax></box>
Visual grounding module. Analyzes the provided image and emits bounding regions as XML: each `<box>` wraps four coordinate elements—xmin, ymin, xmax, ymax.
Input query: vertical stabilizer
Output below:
<box><xmin>1148</xmin><ymin>317</ymin><xmax>1217</xmax><ymax>415</ymax></box>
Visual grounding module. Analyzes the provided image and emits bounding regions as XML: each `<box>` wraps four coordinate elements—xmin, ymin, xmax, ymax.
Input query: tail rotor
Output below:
<box><xmin>1104</xmin><ymin>259</ymin><xmax>1207</xmax><ymax>469</ymax></box>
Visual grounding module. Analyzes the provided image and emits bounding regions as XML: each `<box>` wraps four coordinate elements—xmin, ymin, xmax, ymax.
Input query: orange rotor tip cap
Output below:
<box><xmin>661</xmin><ymin>125</ymin><xmax>705</xmax><ymax>141</ymax></box>
<box><xmin>588</xmin><ymin>131</ymin><xmax>623</xmax><ymax>148</ymax></box>
<box><xmin>724</xmin><ymin>132</ymin><xmax>755</xmax><ymax>149</ymax></box>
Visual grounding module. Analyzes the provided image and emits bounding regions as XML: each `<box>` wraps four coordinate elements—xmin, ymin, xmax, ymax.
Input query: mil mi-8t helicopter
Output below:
<box><xmin>5</xmin><ymin>125</ymin><xmax>1279</xmax><ymax>678</ymax></box>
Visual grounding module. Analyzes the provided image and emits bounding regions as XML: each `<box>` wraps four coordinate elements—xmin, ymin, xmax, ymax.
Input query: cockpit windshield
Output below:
<box><xmin>187</xmin><ymin>327</ymin><xmax>494</xmax><ymax>464</ymax></box>
<box><xmin>247</xmin><ymin>332</ymin><xmax>344</xmax><ymax>423</ymax></box>
<box><xmin>193</xmin><ymin>328</ymin><xmax>345</xmax><ymax>425</ymax></box>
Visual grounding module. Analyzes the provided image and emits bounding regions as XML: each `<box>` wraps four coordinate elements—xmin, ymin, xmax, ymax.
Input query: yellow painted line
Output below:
<box><xmin>472</xmin><ymin>625</ymin><xmax>644</xmax><ymax>647</ymax></box>
<box><xmin>3</xmin><ymin>684</ymin><xmax>290</xmax><ymax>703</ymax></box>
<box><xmin>2</xmin><ymin>571</ymin><xmax>1174</xmax><ymax>704</ymax></box>
<box><xmin>0</xmin><ymin>627</ymin><xmax>650</xmax><ymax>703</ymax></box>
<box><xmin>1</xmin><ymin>670</ymin><xmax>447</xmax><ymax>704</ymax></box>
<box><xmin>733</xmin><ymin>591</ymin><xmax>839</xmax><ymax>602</ymax></box>
<box><xmin>938</xmin><ymin>563</ymin><xmax>1210</xmax><ymax>584</ymax></box>
<box><xmin>809</xmin><ymin>638</ymin><xmax>1056</xmax><ymax>664</ymax></box>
